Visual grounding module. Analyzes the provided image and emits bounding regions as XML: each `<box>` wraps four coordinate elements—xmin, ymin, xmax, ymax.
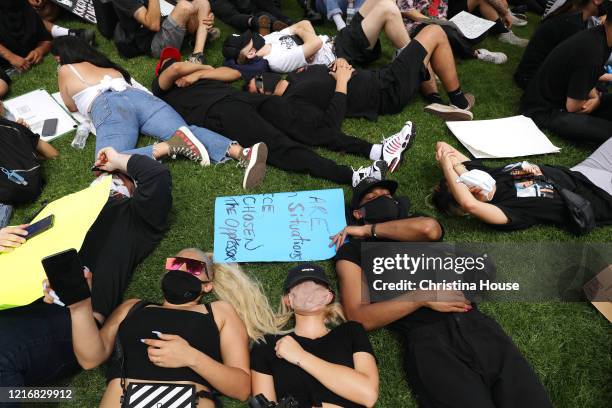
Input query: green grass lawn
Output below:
<box><xmin>7</xmin><ymin>2</ymin><xmax>611</xmax><ymax>407</ymax></box>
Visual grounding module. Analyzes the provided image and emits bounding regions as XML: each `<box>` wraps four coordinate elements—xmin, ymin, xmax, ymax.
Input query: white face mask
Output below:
<box><xmin>457</xmin><ymin>169</ymin><xmax>496</xmax><ymax>199</ymax></box>
<box><xmin>288</xmin><ymin>281</ymin><xmax>333</xmax><ymax>315</ymax></box>
<box><xmin>91</xmin><ymin>174</ymin><xmax>132</xmax><ymax>198</ymax></box>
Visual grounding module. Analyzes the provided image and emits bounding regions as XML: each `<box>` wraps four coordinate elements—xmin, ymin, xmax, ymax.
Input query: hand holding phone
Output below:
<box><xmin>24</xmin><ymin>215</ymin><xmax>54</xmax><ymax>240</ymax></box>
<box><xmin>42</xmin><ymin>249</ymin><xmax>91</xmax><ymax>306</ymax></box>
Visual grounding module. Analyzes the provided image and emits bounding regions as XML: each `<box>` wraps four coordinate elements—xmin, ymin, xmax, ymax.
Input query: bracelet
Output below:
<box><xmin>371</xmin><ymin>224</ymin><xmax>377</xmax><ymax>238</ymax></box>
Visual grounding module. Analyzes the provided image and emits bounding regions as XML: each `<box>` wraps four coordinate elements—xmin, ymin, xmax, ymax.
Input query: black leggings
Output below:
<box><xmin>204</xmin><ymin>100</ymin><xmax>353</xmax><ymax>184</ymax></box>
<box><xmin>398</xmin><ymin>311</ymin><xmax>552</xmax><ymax>408</ymax></box>
<box><xmin>530</xmin><ymin>94</ymin><xmax>612</xmax><ymax>145</ymax></box>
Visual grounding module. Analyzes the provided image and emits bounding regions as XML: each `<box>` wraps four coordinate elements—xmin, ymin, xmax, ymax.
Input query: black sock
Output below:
<box><xmin>448</xmin><ymin>88</ymin><xmax>468</xmax><ymax>110</ymax></box>
<box><xmin>425</xmin><ymin>92</ymin><xmax>443</xmax><ymax>104</ymax></box>
<box><xmin>492</xmin><ymin>19</ymin><xmax>509</xmax><ymax>35</ymax></box>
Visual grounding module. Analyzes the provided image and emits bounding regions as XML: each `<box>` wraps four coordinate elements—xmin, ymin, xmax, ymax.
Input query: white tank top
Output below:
<box><xmin>68</xmin><ymin>64</ymin><xmax>130</xmax><ymax>116</ymax></box>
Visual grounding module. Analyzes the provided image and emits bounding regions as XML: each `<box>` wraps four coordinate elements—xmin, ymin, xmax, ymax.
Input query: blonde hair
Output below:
<box><xmin>275</xmin><ymin>295</ymin><xmax>346</xmax><ymax>331</ymax></box>
<box><xmin>179</xmin><ymin>249</ymin><xmax>280</xmax><ymax>343</ymax></box>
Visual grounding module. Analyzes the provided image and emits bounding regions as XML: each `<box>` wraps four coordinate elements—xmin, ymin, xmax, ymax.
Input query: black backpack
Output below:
<box><xmin>0</xmin><ymin>119</ymin><xmax>43</xmax><ymax>205</ymax></box>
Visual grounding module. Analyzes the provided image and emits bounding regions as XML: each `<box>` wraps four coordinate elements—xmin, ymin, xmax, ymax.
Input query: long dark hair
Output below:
<box><xmin>51</xmin><ymin>36</ymin><xmax>132</xmax><ymax>84</ymax></box>
<box><xmin>545</xmin><ymin>0</ymin><xmax>590</xmax><ymax>20</ymax></box>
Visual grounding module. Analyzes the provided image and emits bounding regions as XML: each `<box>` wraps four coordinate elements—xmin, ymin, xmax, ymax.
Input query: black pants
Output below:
<box><xmin>0</xmin><ymin>300</ymin><xmax>79</xmax><ymax>401</ymax></box>
<box><xmin>204</xmin><ymin>100</ymin><xmax>353</xmax><ymax>184</ymax></box>
<box><xmin>529</xmin><ymin>94</ymin><xmax>612</xmax><ymax>145</ymax></box>
<box><xmin>397</xmin><ymin>311</ymin><xmax>553</xmax><ymax>408</ymax></box>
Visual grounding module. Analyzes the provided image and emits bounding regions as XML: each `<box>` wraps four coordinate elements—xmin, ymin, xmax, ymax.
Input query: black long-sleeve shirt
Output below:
<box><xmin>79</xmin><ymin>155</ymin><xmax>172</xmax><ymax>317</ymax></box>
<box><xmin>210</xmin><ymin>0</ymin><xmax>291</xmax><ymax>31</ymax></box>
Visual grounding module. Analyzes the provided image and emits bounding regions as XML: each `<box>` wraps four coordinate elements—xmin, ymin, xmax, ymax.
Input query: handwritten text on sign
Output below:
<box><xmin>214</xmin><ymin>189</ymin><xmax>346</xmax><ymax>263</ymax></box>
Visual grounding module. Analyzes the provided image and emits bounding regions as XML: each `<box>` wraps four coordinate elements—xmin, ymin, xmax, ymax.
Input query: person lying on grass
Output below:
<box><xmin>53</xmin><ymin>36</ymin><xmax>267</xmax><ymax>190</ymax></box>
<box><xmin>331</xmin><ymin>176</ymin><xmax>554</xmax><ymax>408</ymax></box>
<box><xmin>43</xmin><ymin>248</ymin><xmax>281</xmax><ymax>408</ymax></box>
<box><xmin>0</xmin><ymin>149</ymin><xmax>172</xmax><ymax>389</ymax></box>
<box><xmin>251</xmin><ymin>263</ymin><xmax>379</xmax><ymax>408</ymax></box>
<box><xmin>431</xmin><ymin>140</ymin><xmax>612</xmax><ymax>232</ymax></box>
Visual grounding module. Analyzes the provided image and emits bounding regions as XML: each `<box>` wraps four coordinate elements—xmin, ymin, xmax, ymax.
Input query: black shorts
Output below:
<box><xmin>334</xmin><ymin>12</ymin><xmax>382</xmax><ymax>66</ymax></box>
<box><xmin>447</xmin><ymin>0</ymin><xmax>469</xmax><ymax>18</ymax></box>
<box><xmin>378</xmin><ymin>40</ymin><xmax>429</xmax><ymax>115</ymax></box>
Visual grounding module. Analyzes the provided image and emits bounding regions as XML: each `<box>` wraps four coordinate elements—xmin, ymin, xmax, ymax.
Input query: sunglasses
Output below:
<box><xmin>165</xmin><ymin>257</ymin><xmax>209</xmax><ymax>278</ymax></box>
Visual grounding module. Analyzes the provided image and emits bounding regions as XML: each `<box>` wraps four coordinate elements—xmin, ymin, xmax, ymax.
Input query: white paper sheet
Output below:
<box><xmin>446</xmin><ymin>115</ymin><xmax>561</xmax><ymax>159</ymax></box>
<box><xmin>4</xmin><ymin>89</ymin><xmax>77</xmax><ymax>142</ymax></box>
<box><xmin>449</xmin><ymin>11</ymin><xmax>496</xmax><ymax>39</ymax></box>
<box><xmin>160</xmin><ymin>0</ymin><xmax>175</xmax><ymax>16</ymax></box>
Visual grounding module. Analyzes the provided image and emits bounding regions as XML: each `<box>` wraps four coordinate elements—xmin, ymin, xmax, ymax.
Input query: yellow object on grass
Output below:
<box><xmin>0</xmin><ymin>176</ymin><xmax>112</xmax><ymax>309</ymax></box>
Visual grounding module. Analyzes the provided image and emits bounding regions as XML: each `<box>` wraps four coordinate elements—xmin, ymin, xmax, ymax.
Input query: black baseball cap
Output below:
<box><xmin>351</xmin><ymin>177</ymin><xmax>398</xmax><ymax>210</ymax></box>
<box><xmin>284</xmin><ymin>263</ymin><xmax>332</xmax><ymax>293</ymax></box>
<box><xmin>222</xmin><ymin>31</ymin><xmax>265</xmax><ymax>61</ymax></box>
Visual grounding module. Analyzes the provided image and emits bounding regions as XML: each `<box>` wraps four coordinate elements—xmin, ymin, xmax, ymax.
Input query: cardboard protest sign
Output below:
<box><xmin>0</xmin><ymin>176</ymin><xmax>111</xmax><ymax>309</ymax></box>
<box><xmin>214</xmin><ymin>189</ymin><xmax>346</xmax><ymax>263</ymax></box>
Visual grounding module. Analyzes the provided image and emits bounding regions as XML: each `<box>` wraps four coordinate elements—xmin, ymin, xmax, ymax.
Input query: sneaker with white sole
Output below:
<box><xmin>475</xmin><ymin>48</ymin><xmax>508</xmax><ymax>64</ymax></box>
<box><xmin>352</xmin><ymin>160</ymin><xmax>387</xmax><ymax>187</ymax></box>
<box><xmin>498</xmin><ymin>31</ymin><xmax>529</xmax><ymax>47</ymax></box>
<box><xmin>167</xmin><ymin>126</ymin><xmax>210</xmax><ymax>166</ymax></box>
<box><xmin>238</xmin><ymin>142</ymin><xmax>268</xmax><ymax>190</ymax></box>
<box><xmin>424</xmin><ymin>104</ymin><xmax>473</xmax><ymax>121</ymax></box>
<box><xmin>381</xmin><ymin>121</ymin><xmax>416</xmax><ymax>173</ymax></box>
<box><xmin>511</xmin><ymin>13</ymin><xmax>528</xmax><ymax>27</ymax></box>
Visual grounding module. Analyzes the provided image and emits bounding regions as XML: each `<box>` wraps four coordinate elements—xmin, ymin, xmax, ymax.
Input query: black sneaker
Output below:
<box><xmin>238</xmin><ymin>143</ymin><xmax>268</xmax><ymax>190</ymax></box>
<box><xmin>68</xmin><ymin>29</ymin><xmax>96</xmax><ymax>46</ymax></box>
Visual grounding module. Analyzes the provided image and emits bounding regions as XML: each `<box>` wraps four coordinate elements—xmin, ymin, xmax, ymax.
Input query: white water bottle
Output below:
<box><xmin>71</xmin><ymin>122</ymin><xmax>91</xmax><ymax>149</ymax></box>
<box><xmin>346</xmin><ymin>0</ymin><xmax>356</xmax><ymax>25</ymax></box>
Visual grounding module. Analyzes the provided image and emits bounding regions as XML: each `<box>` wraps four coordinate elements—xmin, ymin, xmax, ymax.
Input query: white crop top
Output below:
<box><xmin>68</xmin><ymin>64</ymin><xmax>130</xmax><ymax>116</ymax></box>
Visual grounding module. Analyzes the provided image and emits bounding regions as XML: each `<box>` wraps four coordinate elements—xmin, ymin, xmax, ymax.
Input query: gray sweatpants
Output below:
<box><xmin>571</xmin><ymin>137</ymin><xmax>612</xmax><ymax>196</ymax></box>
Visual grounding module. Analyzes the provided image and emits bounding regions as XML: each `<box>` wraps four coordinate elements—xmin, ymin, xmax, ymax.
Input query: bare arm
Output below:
<box><xmin>133</xmin><ymin>2</ymin><xmax>161</xmax><ymax>32</ymax></box>
<box><xmin>337</xmin><ymin>260</ymin><xmax>425</xmax><ymax>330</ymax></box>
<box><xmin>187</xmin><ymin>302</ymin><xmax>251</xmax><ymax>401</ymax></box>
<box><xmin>251</xmin><ymin>371</ymin><xmax>277</xmax><ymax>402</ymax></box>
<box><xmin>566</xmin><ymin>96</ymin><xmax>587</xmax><ymax>113</ymax></box>
<box><xmin>401</xmin><ymin>9</ymin><xmax>429</xmax><ymax>21</ymax></box>
<box><xmin>36</xmin><ymin>139</ymin><xmax>59</xmax><ymax>159</ymax></box>
<box><xmin>67</xmin><ymin>298</ymin><xmax>139</xmax><ymax>369</ymax></box>
<box><xmin>174</xmin><ymin>67</ymin><xmax>242</xmax><ymax>87</ymax></box>
<box><xmin>290</xmin><ymin>20</ymin><xmax>323</xmax><ymax>60</ymax></box>
<box><xmin>440</xmin><ymin>157</ymin><xmax>509</xmax><ymax>225</ymax></box>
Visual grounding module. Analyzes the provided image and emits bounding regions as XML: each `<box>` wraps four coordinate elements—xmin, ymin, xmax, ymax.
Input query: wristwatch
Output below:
<box><xmin>371</xmin><ymin>224</ymin><xmax>377</xmax><ymax>238</ymax></box>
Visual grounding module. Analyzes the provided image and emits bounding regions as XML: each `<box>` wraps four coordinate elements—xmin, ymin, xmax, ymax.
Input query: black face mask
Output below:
<box><xmin>161</xmin><ymin>270</ymin><xmax>203</xmax><ymax>305</ymax></box>
<box><xmin>597</xmin><ymin>1</ymin><xmax>610</xmax><ymax>17</ymax></box>
<box><xmin>360</xmin><ymin>196</ymin><xmax>403</xmax><ymax>224</ymax></box>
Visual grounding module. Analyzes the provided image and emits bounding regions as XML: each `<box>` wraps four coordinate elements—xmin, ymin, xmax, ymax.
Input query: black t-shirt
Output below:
<box><xmin>286</xmin><ymin>65</ymin><xmax>381</xmax><ymax>121</ymax></box>
<box><xmin>250</xmin><ymin>321</ymin><xmax>375</xmax><ymax>408</ymax></box>
<box><xmin>521</xmin><ymin>25</ymin><xmax>612</xmax><ymax>115</ymax></box>
<box><xmin>334</xmin><ymin>238</ymin><xmax>448</xmax><ymax>332</ymax></box>
<box><xmin>112</xmin><ymin>0</ymin><xmax>156</xmax><ymax>56</ymax></box>
<box><xmin>515</xmin><ymin>12</ymin><xmax>587</xmax><ymax>87</ymax></box>
<box><xmin>464</xmin><ymin>161</ymin><xmax>612</xmax><ymax>231</ymax></box>
<box><xmin>80</xmin><ymin>155</ymin><xmax>172</xmax><ymax>317</ymax></box>
<box><xmin>0</xmin><ymin>118</ymin><xmax>42</xmax><ymax>204</ymax></box>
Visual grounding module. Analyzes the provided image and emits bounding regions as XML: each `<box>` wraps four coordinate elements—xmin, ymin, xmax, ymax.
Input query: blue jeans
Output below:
<box><xmin>0</xmin><ymin>300</ymin><xmax>79</xmax><ymax>401</ymax></box>
<box><xmin>0</xmin><ymin>203</ymin><xmax>11</xmax><ymax>228</ymax></box>
<box><xmin>316</xmin><ymin>0</ymin><xmax>365</xmax><ymax>19</ymax></box>
<box><xmin>90</xmin><ymin>88</ymin><xmax>232</xmax><ymax>163</ymax></box>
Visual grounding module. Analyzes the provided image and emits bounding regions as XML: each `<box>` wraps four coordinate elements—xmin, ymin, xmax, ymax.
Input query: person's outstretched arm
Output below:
<box><xmin>290</xmin><ymin>20</ymin><xmax>323</xmax><ymax>60</ymax></box>
<box><xmin>132</xmin><ymin>0</ymin><xmax>161</xmax><ymax>32</ymax></box>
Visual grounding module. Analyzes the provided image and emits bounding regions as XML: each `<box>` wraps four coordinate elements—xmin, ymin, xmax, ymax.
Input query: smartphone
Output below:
<box><xmin>24</xmin><ymin>215</ymin><xmax>54</xmax><ymax>240</ymax></box>
<box><xmin>41</xmin><ymin>118</ymin><xmax>58</xmax><ymax>136</ymax></box>
<box><xmin>42</xmin><ymin>249</ymin><xmax>90</xmax><ymax>306</ymax></box>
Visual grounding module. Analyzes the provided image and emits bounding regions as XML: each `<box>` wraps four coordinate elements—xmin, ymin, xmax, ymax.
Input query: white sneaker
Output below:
<box><xmin>381</xmin><ymin>121</ymin><xmax>416</xmax><ymax>173</ymax></box>
<box><xmin>498</xmin><ymin>31</ymin><xmax>529</xmax><ymax>47</ymax></box>
<box><xmin>511</xmin><ymin>13</ymin><xmax>528</xmax><ymax>27</ymax></box>
<box><xmin>238</xmin><ymin>142</ymin><xmax>268</xmax><ymax>190</ymax></box>
<box><xmin>475</xmin><ymin>48</ymin><xmax>508</xmax><ymax>64</ymax></box>
<box><xmin>352</xmin><ymin>160</ymin><xmax>387</xmax><ymax>187</ymax></box>
<box><xmin>424</xmin><ymin>104</ymin><xmax>473</xmax><ymax>121</ymax></box>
